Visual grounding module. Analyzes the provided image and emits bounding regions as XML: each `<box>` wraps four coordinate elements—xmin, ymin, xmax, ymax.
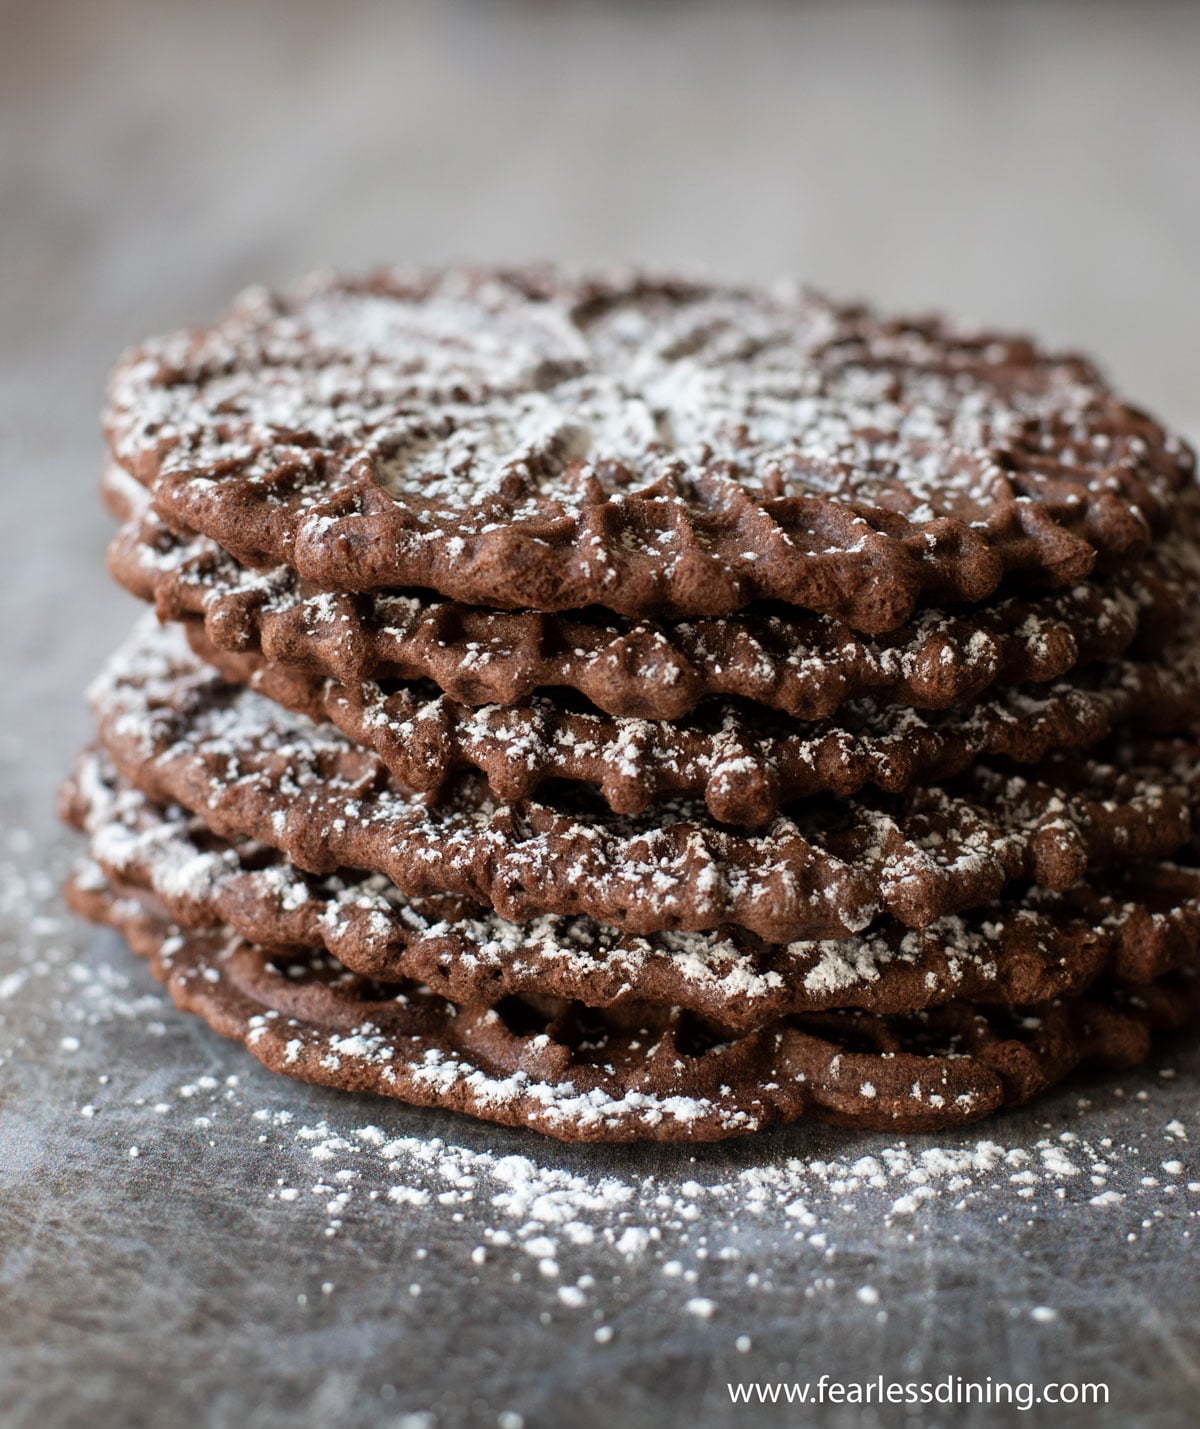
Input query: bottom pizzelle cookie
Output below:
<box><xmin>67</xmin><ymin>862</ymin><xmax>1200</xmax><ymax>1144</ymax></box>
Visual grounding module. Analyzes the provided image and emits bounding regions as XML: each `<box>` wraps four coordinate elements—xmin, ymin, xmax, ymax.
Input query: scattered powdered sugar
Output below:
<box><xmin>89</xmin><ymin>1069</ymin><xmax>1200</xmax><ymax>1332</ymax></box>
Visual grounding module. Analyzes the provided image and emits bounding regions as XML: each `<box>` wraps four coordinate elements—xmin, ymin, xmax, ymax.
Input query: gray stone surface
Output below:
<box><xmin>2</xmin><ymin>4</ymin><xmax>1199</xmax><ymax>1426</ymax></box>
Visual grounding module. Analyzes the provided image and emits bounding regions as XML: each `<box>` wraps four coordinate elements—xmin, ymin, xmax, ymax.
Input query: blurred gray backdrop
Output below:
<box><xmin>4</xmin><ymin>0</ymin><xmax>1200</xmax><ymax>425</ymax></box>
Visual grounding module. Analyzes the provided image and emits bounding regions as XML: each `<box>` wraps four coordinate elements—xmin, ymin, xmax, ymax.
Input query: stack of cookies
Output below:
<box><xmin>62</xmin><ymin>268</ymin><xmax>1200</xmax><ymax>1142</ymax></box>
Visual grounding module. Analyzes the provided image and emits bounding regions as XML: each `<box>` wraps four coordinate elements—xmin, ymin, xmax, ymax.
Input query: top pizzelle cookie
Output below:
<box><xmin>104</xmin><ymin>268</ymin><xmax>1194</xmax><ymax>630</ymax></box>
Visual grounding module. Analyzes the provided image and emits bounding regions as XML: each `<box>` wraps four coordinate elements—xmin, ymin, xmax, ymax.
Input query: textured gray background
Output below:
<box><xmin>2</xmin><ymin>2</ymin><xmax>1200</xmax><ymax>1426</ymax></box>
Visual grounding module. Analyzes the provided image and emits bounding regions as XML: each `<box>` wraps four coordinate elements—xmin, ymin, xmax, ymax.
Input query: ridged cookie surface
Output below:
<box><xmin>64</xmin><ymin>749</ymin><xmax>1200</xmax><ymax>1026</ymax></box>
<box><xmin>105</xmin><ymin>268</ymin><xmax>1194</xmax><ymax>629</ymax></box>
<box><xmin>89</xmin><ymin>618</ymin><xmax>1200</xmax><ymax>942</ymax></box>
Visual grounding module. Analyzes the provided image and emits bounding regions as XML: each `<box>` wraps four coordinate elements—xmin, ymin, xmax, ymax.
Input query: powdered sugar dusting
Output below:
<box><xmin>108</xmin><ymin>270</ymin><xmax>1181</xmax><ymax>527</ymax></box>
<box><xmin>103</xmin><ymin>268</ymin><xmax>1193</xmax><ymax>624</ymax></box>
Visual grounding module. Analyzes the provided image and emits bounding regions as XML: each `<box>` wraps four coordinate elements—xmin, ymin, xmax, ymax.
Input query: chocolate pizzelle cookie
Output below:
<box><xmin>105</xmin><ymin>463</ymin><xmax>1190</xmax><ymax>721</ymax></box>
<box><xmin>189</xmin><ymin>621</ymin><xmax>1200</xmax><ymax>823</ymax></box>
<box><xmin>105</xmin><ymin>268</ymin><xmax>1194</xmax><ymax>630</ymax></box>
<box><xmin>64</xmin><ymin>266</ymin><xmax>1200</xmax><ymax>1141</ymax></box>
